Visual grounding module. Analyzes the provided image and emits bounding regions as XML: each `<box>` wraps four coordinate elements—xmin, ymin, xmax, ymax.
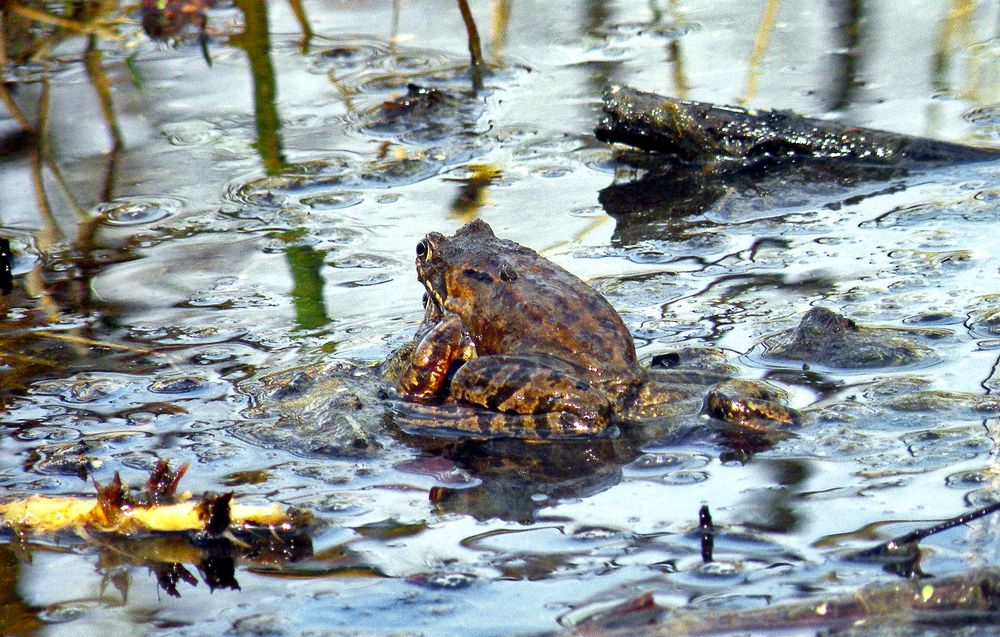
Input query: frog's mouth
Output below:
<box><xmin>416</xmin><ymin>253</ymin><xmax>448</xmax><ymax>318</ymax></box>
<box><xmin>420</xmin><ymin>279</ymin><xmax>446</xmax><ymax>322</ymax></box>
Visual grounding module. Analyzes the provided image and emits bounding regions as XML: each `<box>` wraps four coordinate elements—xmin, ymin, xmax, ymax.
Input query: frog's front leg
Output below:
<box><xmin>397</xmin><ymin>313</ymin><xmax>476</xmax><ymax>400</ymax></box>
<box><xmin>449</xmin><ymin>355</ymin><xmax>612</xmax><ymax>435</ymax></box>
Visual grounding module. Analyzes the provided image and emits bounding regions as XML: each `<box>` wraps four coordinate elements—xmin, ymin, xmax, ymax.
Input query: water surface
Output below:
<box><xmin>1</xmin><ymin>1</ymin><xmax>999</xmax><ymax>635</ymax></box>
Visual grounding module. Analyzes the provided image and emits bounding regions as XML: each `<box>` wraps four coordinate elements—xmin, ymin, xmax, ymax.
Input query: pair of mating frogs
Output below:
<box><xmin>389</xmin><ymin>219</ymin><xmax>792</xmax><ymax>439</ymax></box>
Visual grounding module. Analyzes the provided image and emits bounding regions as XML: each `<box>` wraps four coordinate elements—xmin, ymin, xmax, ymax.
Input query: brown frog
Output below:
<box><xmin>391</xmin><ymin>219</ymin><xmax>692</xmax><ymax>439</ymax></box>
<box><xmin>389</xmin><ymin>219</ymin><xmax>799</xmax><ymax>439</ymax></box>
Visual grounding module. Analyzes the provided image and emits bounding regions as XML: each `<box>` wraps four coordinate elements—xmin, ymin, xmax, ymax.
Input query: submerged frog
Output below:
<box><xmin>763</xmin><ymin>306</ymin><xmax>936</xmax><ymax>370</ymax></box>
<box><xmin>388</xmin><ymin>219</ymin><xmax>793</xmax><ymax>439</ymax></box>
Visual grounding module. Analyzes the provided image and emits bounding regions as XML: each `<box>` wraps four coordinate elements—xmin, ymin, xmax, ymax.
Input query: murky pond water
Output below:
<box><xmin>1</xmin><ymin>0</ymin><xmax>999</xmax><ymax>635</ymax></box>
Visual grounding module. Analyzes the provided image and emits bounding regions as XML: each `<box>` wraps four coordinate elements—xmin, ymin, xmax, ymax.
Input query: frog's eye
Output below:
<box><xmin>416</xmin><ymin>239</ymin><xmax>430</xmax><ymax>259</ymax></box>
<box><xmin>421</xmin><ymin>292</ymin><xmax>428</xmax><ymax>307</ymax></box>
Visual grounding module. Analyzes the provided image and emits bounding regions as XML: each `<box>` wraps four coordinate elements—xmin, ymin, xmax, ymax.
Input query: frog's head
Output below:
<box><xmin>415</xmin><ymin>219</ymin><xmax>496</xmax><ymax>314</ymax></box>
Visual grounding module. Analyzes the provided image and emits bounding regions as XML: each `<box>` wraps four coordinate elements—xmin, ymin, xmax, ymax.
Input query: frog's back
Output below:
<box><xmin>446</xmin><ymin>233</ymin><xmax>640</xmax><ymax>380</ymax></box>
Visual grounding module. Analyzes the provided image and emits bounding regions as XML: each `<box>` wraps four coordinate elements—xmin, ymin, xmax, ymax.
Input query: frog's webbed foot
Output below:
<box><xmin>703</xmin><ymin>379</ymin><xmax>802</xmax><ymax>431</ymax></box>
<box><xmin>387</xmin><ymin>400</ymin><xmax>607</xmax><ymax>440</ymax></box>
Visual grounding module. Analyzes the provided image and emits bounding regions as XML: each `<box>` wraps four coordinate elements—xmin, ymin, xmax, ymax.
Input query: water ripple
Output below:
<box><xmin>96</xmin><ymin>196</ymin><xmax>184</xmax><ymax>226</ymax></box>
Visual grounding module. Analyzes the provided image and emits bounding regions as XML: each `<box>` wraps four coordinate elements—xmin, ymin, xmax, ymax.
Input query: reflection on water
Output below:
<box><xmin>1</xmin><ymin>0</ymin><xmax>999</xmax><ymax>634</ymax></box>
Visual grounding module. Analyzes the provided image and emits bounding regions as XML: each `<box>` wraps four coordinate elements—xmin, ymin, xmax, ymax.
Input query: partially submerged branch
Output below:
<box><xmin>847</xmin><ymin>498</ymin><xmax>1000</xmax><ymax>577</ymax></box>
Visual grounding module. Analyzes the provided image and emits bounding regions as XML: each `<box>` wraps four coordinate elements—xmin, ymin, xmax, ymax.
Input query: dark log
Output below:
<box><xmin>597</xmin><ymin>85</ymin><xmax>999</xmax><ymax>166</ymax></box>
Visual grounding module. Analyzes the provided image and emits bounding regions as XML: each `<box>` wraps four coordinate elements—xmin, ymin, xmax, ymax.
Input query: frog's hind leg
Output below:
<box><xmin>388</xmin><ymin>401</ymin><xmax>604</xmax><ymax>440</ymax></box>
<box><xmin>448</xmin><ymin>355</ymin><xmax>612</xmax><ymax>423</ymax></box>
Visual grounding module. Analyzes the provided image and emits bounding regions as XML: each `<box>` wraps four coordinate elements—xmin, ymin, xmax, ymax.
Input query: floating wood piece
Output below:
<box><xmin>0</xmin><ymin>494</ymin><xmax>292</xmax><ymax>535</ymax></box>
<box><xmin>0</xmin><ymin>460</ymin><xmax>309</xmax><ymax>536</ymax></box>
